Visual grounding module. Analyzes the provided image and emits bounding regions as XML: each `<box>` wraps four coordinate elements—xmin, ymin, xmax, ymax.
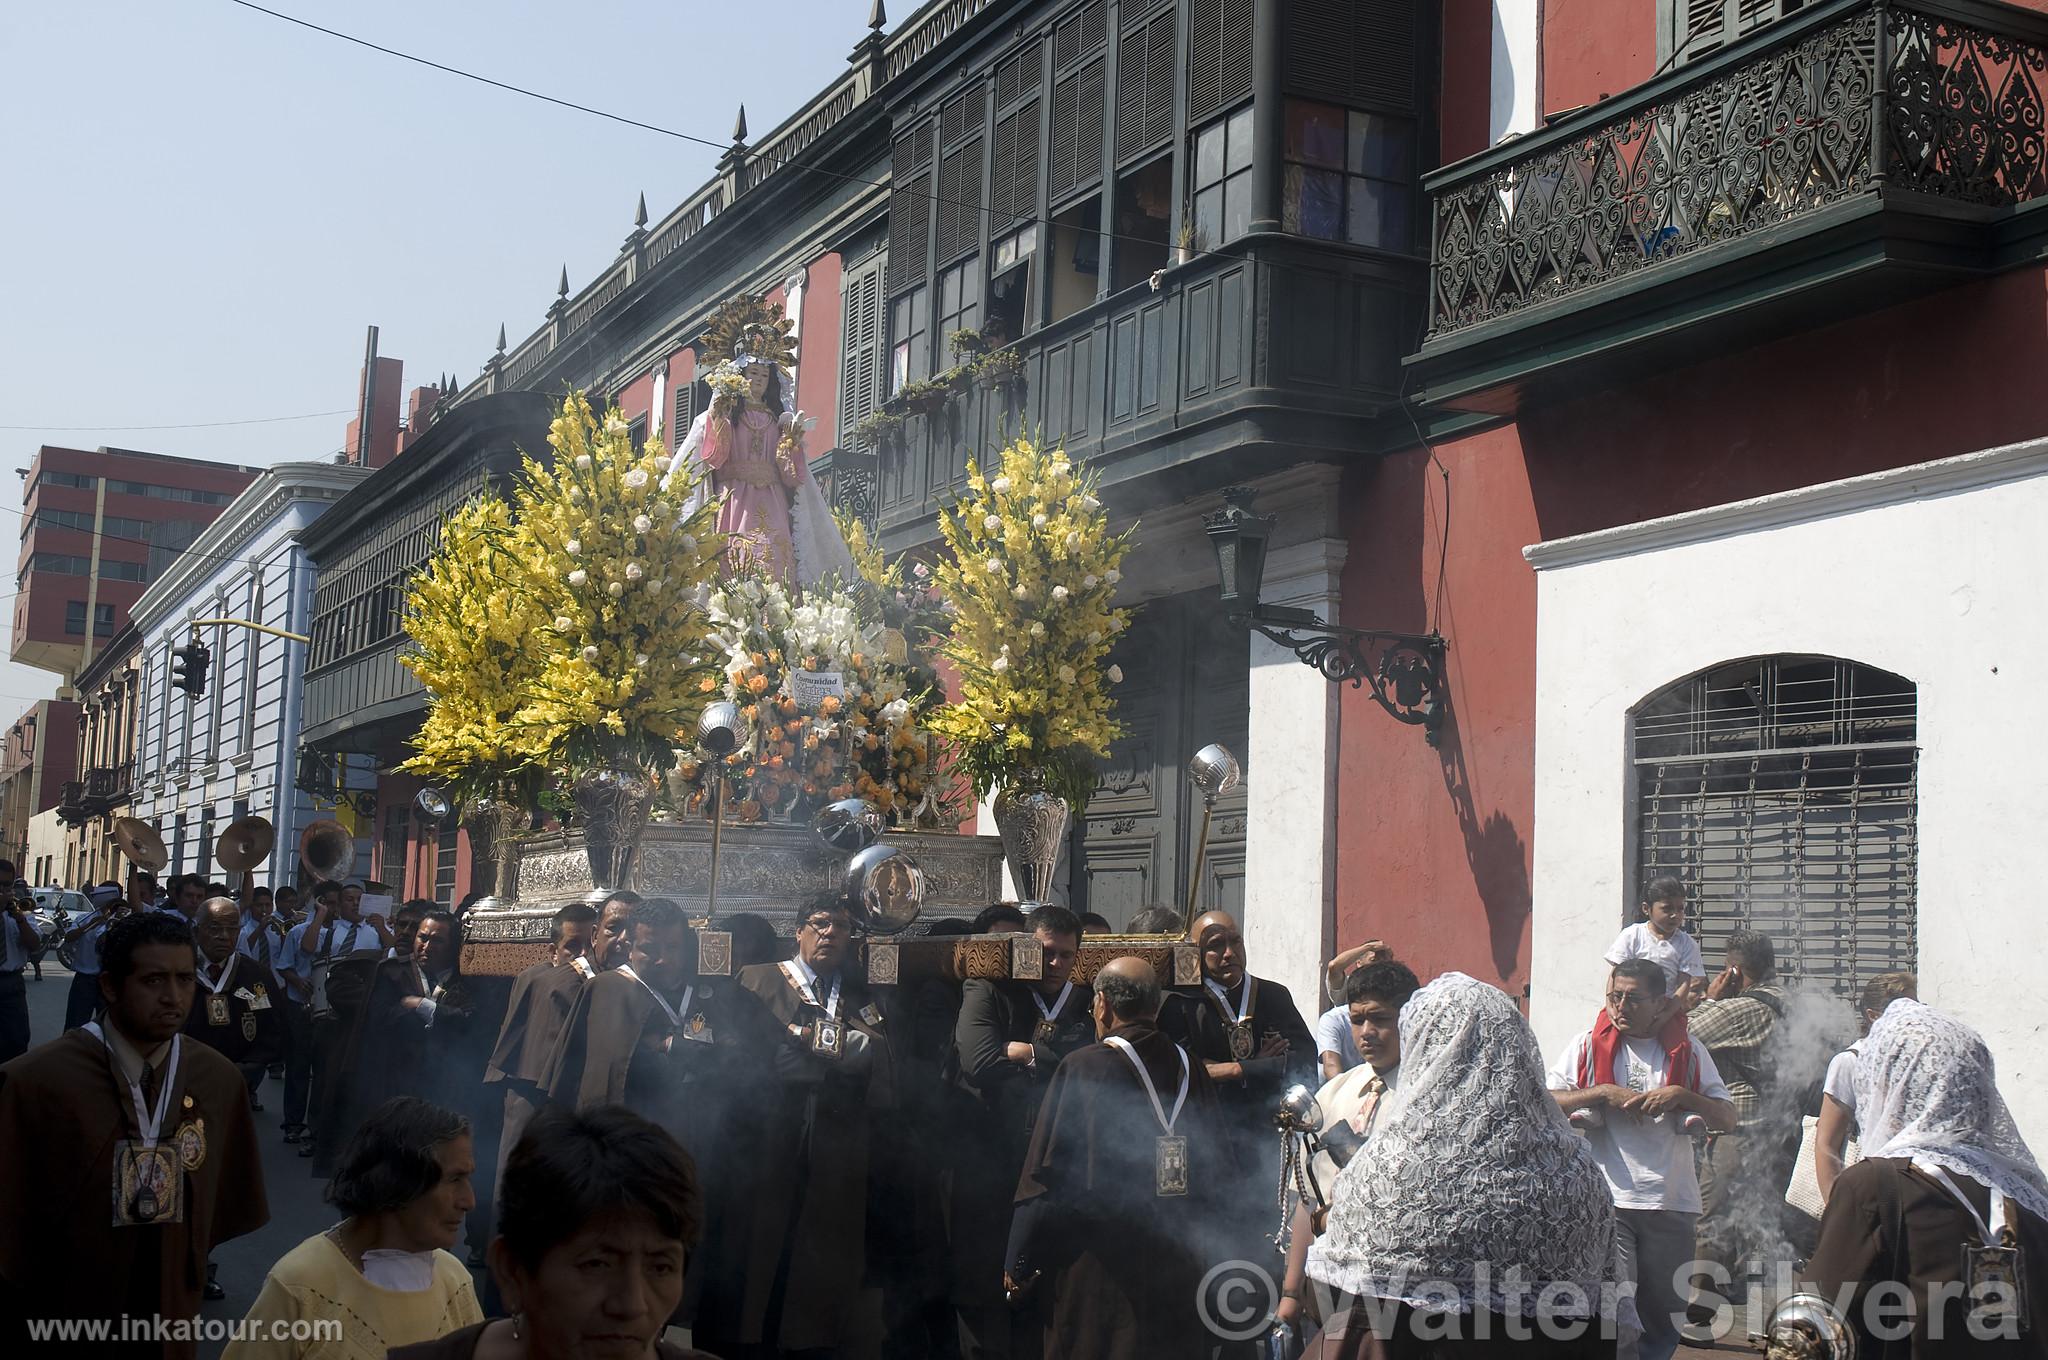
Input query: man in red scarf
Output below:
<box><xmin>1548</xmin><ymin>958</ymin><xmax>1735</xmax><ymax>1360</ymax></box>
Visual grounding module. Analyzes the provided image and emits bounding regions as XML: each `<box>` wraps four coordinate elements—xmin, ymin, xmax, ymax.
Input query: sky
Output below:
<box><xmin>0</xmin><ymin>0</ymin><xmax>870</xmax><ymax>713</ymax></box>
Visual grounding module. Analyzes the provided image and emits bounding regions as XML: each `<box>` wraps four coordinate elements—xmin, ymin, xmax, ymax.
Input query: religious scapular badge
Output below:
<box><xmin>1205</xmin><ymin>977</ymin><xmax>1257</xmax><ymax>1061</ymax></box>
<box><xmin>176</xmin><ymin>1118</ymin><xmax>207</xmax><ymax>1172</ymax></box>
<box><xmin>1920</xmin><ymin>1161</ymin><xmax>2031</xmax><ymax>1331</ymax></box>
<box><xmin>811</xmin><ymin>1018</ymin><xmax>845</xmax><ymax>1059</ymax></box>
<box><xmin>1033</xmin><ymin>981</ymin><xmax>1075</xmax><ymax>1046</ymax></box>
<box><xmin>89</xmin><ymin>1025</ymin><xmax>187</xmax><ymax>1229</ymax></box>
<box><xmin>1106</xmin><ymin>1035</ymin><xmax>1192</xmax><ymax>1198</ymax></box>
<box><xmin>205</xmin><ymin>996</ymin><xmax>230</xmax><ymax>1026</ymax></box>
<box><xmin>682</xmin><ymin>1012</ymin><xmax>714</xmax><ymax>1044</ymax></box>
<box><xmin>240</xmin><ymin>985</ymin><xmax>272</xmax><ymax>1011</ymax></box>
<box><xmin>859</xmin><ymin>1003</ymin><xmax>884</xmax><ymax>1028</ymax></box>
<box><xmin>240</xmin><ymin>1011</ymin><xmax>259</xmax><ymax>1043</ymax></box>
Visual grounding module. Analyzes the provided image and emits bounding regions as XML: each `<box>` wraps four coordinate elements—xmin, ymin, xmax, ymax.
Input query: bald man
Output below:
<box><xmin>1008</xmin><ymin>956</ymin><xmax>1230</xmax><ymax>1360</ymax></box>
<box><xmin>182</xmin><ymin>897</ymin><xmax>286</xmax><ymax>1102</ymax></box>
<box><xmin>1160</xmin><ymin>910</ymin><xmax>1314</xmax><ymax>1279</ymax></box>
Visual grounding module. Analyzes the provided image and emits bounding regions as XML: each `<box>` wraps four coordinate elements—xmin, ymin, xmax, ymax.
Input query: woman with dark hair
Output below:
<box><xmin>225</xmin><ymin>1096</ymin><xmax>481</xmax><ymax>1358</ymax></box>
<box><xmin>392</xmin><ymin>1104</ymin><xmax>718</xmax><ymax>1360</ymax></box>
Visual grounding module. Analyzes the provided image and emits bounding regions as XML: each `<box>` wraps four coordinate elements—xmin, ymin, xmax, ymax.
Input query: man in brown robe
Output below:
<box><xmin>698</xmin><ymin>891</ymin><xmax>892</xmax><ymax>1360</ymax></box>
<box><xmin>0</xmin><ymin>912</ymin><xmax>269</xmax><ymax>1356</ymax></box>
<box><xmin>183</xmin><ymin>897</ymin><xmax>286</xmax><ymax>1094</ymax></box>
<box><xmin>482</xmin><ymin>900</ymin><xmax>599</xmax><ymax>1186</ymax></box>
<box><xmin>1008</xmin><ymin>954</ymin><xmax>1228</xmax><ymax>1360</ymax></box>
<box><xmin>952</xmin><ymin>902</ymin><xmax>1097</xmax><ymax>1358</ymax></box>
<box><xmin>1162</xmin><ymin>909</ymin><xmax>1315</xmax><ymax>1269</ymax></box>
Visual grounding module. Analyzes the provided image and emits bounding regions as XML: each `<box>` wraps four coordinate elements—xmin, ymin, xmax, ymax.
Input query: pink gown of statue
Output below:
<box><xmin>701</xmin><ymin>405</ymin><xmax>805</xmax><ymax>584</ymax></box>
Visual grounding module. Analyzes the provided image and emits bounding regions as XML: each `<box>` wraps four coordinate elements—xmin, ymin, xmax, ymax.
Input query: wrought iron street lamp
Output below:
<box><xmin>1205</xmin><ymin>486</ymin><xmax>1447</xmax><ymax>744</ymax></box>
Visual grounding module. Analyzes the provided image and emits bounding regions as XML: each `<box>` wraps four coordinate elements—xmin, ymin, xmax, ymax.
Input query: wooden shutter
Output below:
<box><xmin>1283</xmin><ymin>0</ymin><xmax>1418</xmax><ymax>113</ymax></box>
<box><xmin>996</xmin><ymin>38</ymin><xmax>1044</xmax><ymax>110</ymax></box>
<box><xmin>671</xmin><ymin>374</ymin><xmax>695</xmax><ymax>449</ymax></box>
<box><xmin>935</xmin><ymin>134</ymin><xmax>986</xmax><ymax>265</ymax></box>
<box><xmin>887</xmin><ymin>123</ymin><xmax>935</xmax><ymax>295</ymax></box>
<box><xmin>839</xmin><ymin>260</ymin><xmax>884</xmax><ymax>450</ymax></box>
<box><xmin>1049</xmin><ymin>56</ymin><xmax>1106</xmax><ymax>201</ymax></box>
<box><xmin>990</xmin><ymin>98</ymin><xmax>1042</xmax><ymax>233</ymax></box>
<box><xmin>1115</xmin><ymin>10</ymin><xmax>1177</xmax><ymax>165</ymax></box>
<box><xmin>1054</xmin><ymin>0</ymin><xmax>1107</xmax><ymax>72</ymax></box>
<box><xmin>1188</xmin><ymin>0</ymin><xmax>1254</xmax><ymax>122</ymax></box>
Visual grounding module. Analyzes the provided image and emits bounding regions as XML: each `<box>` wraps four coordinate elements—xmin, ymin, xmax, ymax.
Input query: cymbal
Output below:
<box><xmin>113</xmin><ymin>817</ymin><xmax>168</xmax><ymax>873</ymax></box>
<box><xmin>215</xmin><ymin>814</ymin><xmax>275</xmax><ymax>873</ymax></box>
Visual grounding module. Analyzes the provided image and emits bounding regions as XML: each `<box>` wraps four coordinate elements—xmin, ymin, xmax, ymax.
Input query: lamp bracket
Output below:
<box><xmin>1238</xmin><ymin>608</ymin><xmax>1447</xmax><ymax>745</ymax></box>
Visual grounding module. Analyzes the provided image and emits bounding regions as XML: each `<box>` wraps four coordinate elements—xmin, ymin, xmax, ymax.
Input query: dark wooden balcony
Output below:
<box><xmin>1412</xmin><ymin>0</ymin><xmax>2048</xmax><ymax>412</ymax></box>
<box><xmin>83</xmin><ymin>761</ymin><xmax>131</xmax><ymax>807</ymax></box>
<box><xmin>872</xmin><ymin>235</ymin><xmax>1421</xmax><ymax>546</ymax></box>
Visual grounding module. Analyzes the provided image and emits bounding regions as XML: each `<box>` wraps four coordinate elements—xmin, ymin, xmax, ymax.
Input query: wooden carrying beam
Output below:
<box><xmin>865</xmin><ymin>933</ymin><xmax>1199</xmax><ymax>988</ymax></box>
<box><xmin>461</xmin><ymin>906</ymin><xmax>734</xmax><ymax>979</ymax></box>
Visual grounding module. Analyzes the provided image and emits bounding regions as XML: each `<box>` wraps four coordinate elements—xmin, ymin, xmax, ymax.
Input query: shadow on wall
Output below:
<box><xmin>1431</xmin><ymin>693</ymin><xmax>1532</xmax><ymax>989</ymax></box>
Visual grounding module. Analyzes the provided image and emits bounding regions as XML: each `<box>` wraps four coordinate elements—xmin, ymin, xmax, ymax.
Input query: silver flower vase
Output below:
<box><xmin>465</xmin><ymin>796</ymin><xmax>526</xmax><ymax>901</ymax></box>
<box><xmin>993</xmin><ymin>770</ymin><xmax>1070</xmax><ymax>904</ymax></box>
<box><xmin>572</xmin><ymin>760</ymin><xmax>656</xmax><ymax>894</ymax></box>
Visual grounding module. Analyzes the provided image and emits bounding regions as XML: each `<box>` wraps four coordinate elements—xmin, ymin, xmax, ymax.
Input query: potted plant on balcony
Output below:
<box><xmin>928</xmin><ymin>436</ymin><xmax>1134</xmax><ymax>900</ymax></box>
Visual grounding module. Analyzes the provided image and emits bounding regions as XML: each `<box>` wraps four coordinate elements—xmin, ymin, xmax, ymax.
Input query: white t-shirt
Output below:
<box><xmin>1603</xmin><ymin>922</ymin><xmax>1705</xmax><ymax>994</ymax></box>
<box><xmin>1313</xmin><ymin>1002</ymin><xmax>1363</xmax><ymax>1070</ymax></box>
<box><xmin>1822</xmin><ymin>1043</ymin><xmax>1860</xmax><ymax>1116</ymax></box>
<box><xmin>1548</xmin><ymin>1030</ymin><xmax>1732</xmax><ymax>1214</ymax></box>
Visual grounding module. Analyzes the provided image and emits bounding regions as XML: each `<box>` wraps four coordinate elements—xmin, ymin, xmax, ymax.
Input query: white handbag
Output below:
<box><xmin>1785</xmin><ymin>1112</ymin><xmax>1860</xmax><ymax>1221</ymax></box>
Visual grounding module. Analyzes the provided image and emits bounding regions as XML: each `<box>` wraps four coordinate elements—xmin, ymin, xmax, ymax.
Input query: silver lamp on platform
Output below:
<box><xmin>1185</xmin><ymin>742</ymin><xmax>1241</xmax><ymax>917</ymax></box>
<box><xmin>696</xmin><ymin>702</ymin><xmax>746</xmax><ymax>921</ymax></box>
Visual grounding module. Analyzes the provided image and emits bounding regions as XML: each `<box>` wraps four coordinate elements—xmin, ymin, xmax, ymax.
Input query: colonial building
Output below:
<box><xmin>54</xmin><ymin>622</ymin><xmax>144</xmax><ymax>887</ymax></box>
<box><xmin>130</xmin><ymin>462</ymin><xmax>370</xmax><ymax>887</ymax></box>
<box><xmin>297</xmin><ymin>391</ymin><xmax>556</xmax><ymax>902</ymax></box>
<box><xmin>0</xmin><ymin>700</ymin><xmax>78</xmax><ymax>871</ymax></box>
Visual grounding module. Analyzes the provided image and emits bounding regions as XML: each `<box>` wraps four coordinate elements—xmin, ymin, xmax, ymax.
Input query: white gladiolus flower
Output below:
<box><xmin>625</xmin><ymin>562</ymin><xmax>645</xmax><ymax>581</ymax></box>
<box><xmin>1106</xmin><ymin>568</ymin><xmax>1122</xmax><ymax>583</ymax></box>
<box><xmin>1051</xmin><ymin>585</ymin><xmax>1069</xmax><ymax>601</ymax></box>
<box><xmin>1081</xmin><ymin>494</ymin><xmax>1101</xmax><ymax>511</ymax></box>
<box><xmin>680</xmin><ymin>535</ymin><xmax>697</xmax><ymax>554</ymax></box>
<box><xmin>1087</xmin><ymin>630</ymin><xmax>1102</xmax><ymax>644</ymax></box>
<box><xmin>568</xmin><ymin>487</ymin><xmax>584</xmax><ymax>502</ymax></box>
<box><xmin>623</xmin><ymin>468</ymin><xmax>649</xmax><ymax>489</ymax></box>
<box><xmin>1065</xmin><ymin>531</ymin><xmax>1082</xmax><ymax>551</ymax></box>
<box><xmin>633</xmin><ymin>514</ymin><xmax>652</xmax><ymax>534</ymax></box>
<box><xmin>1108</xmin><ymin>664</ymin><xmax>1124</xmax><ymax>683</ymax></box>
<box><xmin>607</xmin><ymin>582</ymin><xmax>624</xmax><ymax>598</ymax></box>
<box><xmin>581</xmin><ymin>645</ymin><xmax>600</xmax><ymax>662</ymax></box>
<box><xmin>1058</xmin><ymin>665</ymin><xmax>1076</xmax><ymax>683</ymax></box>
<box><xmin>992</xmin><ymin>655</ymin><xmax>1009</xmax><ymax>673</ymax></box>
<box><xmin>1032</xmin><ymin>512</ymin><xmax>1048</xmax><ymax>529</ymax></box>
<box><xmin>575</xmin><ymin>454</ymin><xmax>593</xmax><ymax>470</ymax></box>
<box><xmin>1013</xmin><ymin>585</ymin><xmax>1030</xmax><ymax>600</ymax></box>
<box><xmin>991</xmin><ymin>475</ymin><xmax>1011</xmax><ymax>493</ymax></box>
<box><xmin>566</xmin><ymin>539</ymin><xmax>582</xmax><ymax>555</ymax></box>
<box><xmin>1082</xmin><ymin>574</ymin><xmax>1098</xmax><ymax>589</ymax></box>
<box><xmin>567</xmin><ymin>569</ymin><xmax>588</xmax><ymax>587</ymax></box>
<box><xmin>646</xmin><ymin>579</ymin><xmax>663</xmax><ymax>596</ymax></box>
<box><xmin>880</xmin><ymin>698</ymin><xmax>911</xmax><ymax>725</ymax></box>
<box><xmin>1051</xmin><ymin>460</ymin><xmax>1071</xmax><ymax>478</ymax></box>
<box><xmin>984</xmin><ymin>557</ymin><xmax>1003</xmax><ymax>574</ymax></box>
<box><xmin>635</xmin><ymin>653</ymin><xmax>650</xmax><ymax>668</ymax></box>
<box><xmin>553</xmin><ymin>616</ymin><xmax>573</xmax><ymax>632</ymax></box>
<box><xmin>983</xmin><ymin>514</ymin><xmax>1003</xmax><ymax>532</ymax></box>
<box><xmin>1029</xmin><ymin>621</ymin><xmax>1046</xmax><ymax>638</ymax></box>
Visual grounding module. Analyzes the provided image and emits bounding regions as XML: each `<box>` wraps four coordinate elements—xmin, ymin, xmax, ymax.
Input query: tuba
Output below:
<box><xmin>298</xmin><ymin>819</ymin><xmax>355</xmax><ymax>883</ymax></box>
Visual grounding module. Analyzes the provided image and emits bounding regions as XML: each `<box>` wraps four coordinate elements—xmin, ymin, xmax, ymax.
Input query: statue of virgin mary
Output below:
<box><xmin>662</xmin><ymin>299</ymin><xmax>855</xmax><ymax>590</ymax></box>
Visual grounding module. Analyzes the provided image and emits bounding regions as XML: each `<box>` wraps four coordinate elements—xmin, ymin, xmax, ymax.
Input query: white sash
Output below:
<box><xmin>1205</xmin><ymin>977</ymin><xmax>1252</xmax><ymax>1024</ymax></box>
<box><xmin>1915</xmin><ymin>1158</ymin><xmax>2015</xmax><ymax>1242</ymax></box>
<box><xmin>1033</xmin><ymin>981</ymin><xmax>1075</xmax><ymax>1025</ymax></box>
<box><xmin>201</xmin><ymin>955</ymin><xmax>239</xmax><ymax>996</ymax></box>
<box><xmin>780</xmin><ymin>959</ymin><xmax>841</xmax><ymax>1019</ymax></box>
<box><xmin>618</xmin><ymin>964</ymin><xmax>688</xmax><ymax>1029</ymax></box>
<box><xmin>1105</xmin><ymin>1035</ymin><xmax>1190</xmax><ymax>1136</ymax></box>
<box><xmin>84</xmin><ymin>1023</ymin><xmax>181</xmax><ymax>1149</ymax></box>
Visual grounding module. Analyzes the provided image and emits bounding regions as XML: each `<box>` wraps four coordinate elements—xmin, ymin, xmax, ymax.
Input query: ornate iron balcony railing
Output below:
<box><xmin>1424</xmin><ymin>0</ymin><xmax>2048</xmax><ymax>339</ymax></box>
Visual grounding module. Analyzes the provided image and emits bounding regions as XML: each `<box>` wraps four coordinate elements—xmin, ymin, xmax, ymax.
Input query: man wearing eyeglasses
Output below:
<box><xmin>1548</xmin><ymin>959</ymin><xmax>1735</xmax><ymax>1360</ymax></box>
<box><xmin>698</xmin><ymin>890</ymin><xmax>891</xmax><ymax>1360</ymax></box>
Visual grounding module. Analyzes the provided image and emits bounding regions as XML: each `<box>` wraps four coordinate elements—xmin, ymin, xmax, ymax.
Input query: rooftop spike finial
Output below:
<box><xmin>558</xmin><ymin>265</ymin><xmax>569</xmax><ymax>298</ymax></box>
<box><xmin>732</xmin><ymin>104</ymin><xmax>749</xmax><ymax>143</ymax></box>
<box><xmin>868</xmin><ymin>0</ymin><xmax>886</xmax><ymax>31</ymax></box>
<box><xmin>495</xmin><ymin>323</ymin><xmax>507</xmax><ymax>355</ymax></box>
<box><xmin>634</xmin><ymin>192</ymin><xmax>649</xmax><ymax>229</ymax></box>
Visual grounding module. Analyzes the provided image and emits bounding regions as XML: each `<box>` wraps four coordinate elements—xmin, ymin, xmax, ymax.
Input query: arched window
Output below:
<box><xmin>1630</xmin><ymin>656</ymin><xmax>1917</xmax><ymax>997</ymax></box>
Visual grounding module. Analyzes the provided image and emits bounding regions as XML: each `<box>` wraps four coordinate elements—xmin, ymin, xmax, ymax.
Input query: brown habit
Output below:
<box><xmin>179</xmin><ymin>955</ymin><xmax>286</xmax><ymax>1082</ymax></box>
<box><xmin>485</xmin><ymin>960</ymin><xmax>585</xmax><ymax>1179</ymax></box>
<box><xmin>696</xmin><ymin>960</ymin><xmax>893</xmax><ymax>1353</ymax></box>
<box><xmin>0</xmin><ymin>1028</ymin><xmax>269</xmax><ymax>1356</ymax></box>
<box><xmin>1015</xmin><ymin>1021</ymin><xmax>1228</xmax><ymax>1360</ymax></box>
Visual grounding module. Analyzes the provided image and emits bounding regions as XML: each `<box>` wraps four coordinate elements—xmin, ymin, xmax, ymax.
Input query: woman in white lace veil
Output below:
<box><xmin>1306</xmin><ymin>972</ymin><xmax>1619</xmax><ymax>1355</ymax></box>
<box><xmin>1855</xmin><ymin>998</ymin><xmax>2048</xmax><ymax>1224</ymax></box>
<box><xmin>660</xmin><ymin>360</ymin><xmax>855</xmax><ymax>590</ymax></box>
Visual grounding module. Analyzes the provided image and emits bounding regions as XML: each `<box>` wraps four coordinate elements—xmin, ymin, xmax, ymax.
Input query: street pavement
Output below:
<box><xmin>21</xmin><ymin>962</ymin><xmax>1750</xmax><ymax>1358</ymax></box>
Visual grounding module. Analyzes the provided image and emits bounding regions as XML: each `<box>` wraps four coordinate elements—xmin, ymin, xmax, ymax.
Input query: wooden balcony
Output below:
<box><xmin>1412</xmin><ymin>0</ymin><xmax>2048</xmax><ymax>412</ymax></box>
<box><xmin>872</xmin><ymin>235</ymin><xmax>1421</xmax><ymax>546</ymax></box>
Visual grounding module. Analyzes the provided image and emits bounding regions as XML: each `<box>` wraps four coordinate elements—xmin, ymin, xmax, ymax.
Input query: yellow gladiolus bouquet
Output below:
<box><xmin>398</xmin><ymin>493</ymin><xmax>547</xmax><ymax>801</ymax></box>
<box><xmin>506</xmin><ymin>390</ymin><xmax>726</xmax><ymax>772</ymax></box>
<box><xmin>929</xmin><ymin>436</ymin><xmax>1134</xmax><ymax>811</ymax></box>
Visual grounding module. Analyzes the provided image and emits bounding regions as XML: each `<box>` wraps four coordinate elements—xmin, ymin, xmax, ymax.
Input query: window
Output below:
<box><xmin>986</xmin><ymin>228</ymin><xmax>1036</xmax><ymax>346</ymax></box>
<box><xmin>1631</xmin><ymin>656</ymin><xmax>1917</xmax><ymax>999</ymax></box>
<box><xmin>63</xmin><ymin>601</ymin><xmax>116</xmax><ymax>637</ymax></box>
<box><xmin>33</xmin><ymin>552</ymin><xmax>149</xmax><ymax>582</ymax></box>
<box><xmin>36</xmin><ymin>470</ymin><xmax>96</xmax><ymax>491</ymax></box>
<box><xmin>1111</xmin><ymin>156</ymin><xmax>1172</xmax><ymax>293</ymax></box>
<box><xmin>889</xmin><ymin>287</ymin><xmax>929</xmax><ymax>395</ymax></box>
<box><xmin>839</xmin><ymin>254</ymin><xmax>885</xmax><ymax>448</ymax></box>
<box><xmin>103</xmin><ymin>479</ymin><xmax>233</xmax><ymax>505</ymax></box>
<box><xmin>24</xmin><ymin>509</ymin><xmax>154</xmax><ymax>539</ymax></box>
<box><xmin>1048</xmin><ymin>195</ymin><xmax>1102</xmax><ymax>324</ymax></box>
<box><xmin>1282</xmin><ymin>100</ymin><xmax>1416</xmax><ymax>251</ymax></box>
<box><xmin>936</xmin><ymin>260</ymin><xmax>981</xmax><ymax>352</ymax></box>
<box><xmin>1660</xmin><ymin>0</ymin><xmax>1811</xmax><ymax>66</ymax></box>
<box><xmin>1192</xmin><ymin>106</ymin><xmax>1257</xmax><ymax>250</ymax></box>
<box><xmin>627</xmin><ymin>415</ymin><xmax>648</xmax><ymax>451</ymax></box>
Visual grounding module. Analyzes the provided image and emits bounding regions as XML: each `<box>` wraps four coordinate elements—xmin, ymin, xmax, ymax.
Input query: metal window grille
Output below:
<box><xmin>1631</xmin><ymin>656</ymin><xmax>1917</xmax><ymax>999</ymax></box>
<box><xmin>434</xmin><ymin>819</ymin><xmax>459</xmax><ymax>906</ymax></box>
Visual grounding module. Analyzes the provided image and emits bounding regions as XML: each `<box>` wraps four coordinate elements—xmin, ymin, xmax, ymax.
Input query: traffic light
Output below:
<box><xmin>171</xmin><ymin>641</ymin><xmax>210</xmax><ymax>699</ymax></box>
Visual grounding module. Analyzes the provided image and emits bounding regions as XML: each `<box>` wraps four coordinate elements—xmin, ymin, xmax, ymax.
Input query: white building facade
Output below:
<box><xmin>131</xmin><ymin>462</ymin><xmax>369</xmax><ymax>888</ymax></box>
<box><xmin>1526</xmin><ymin>437</ymin><xmax>2048</xmax><ymax>1145</ymax></box>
